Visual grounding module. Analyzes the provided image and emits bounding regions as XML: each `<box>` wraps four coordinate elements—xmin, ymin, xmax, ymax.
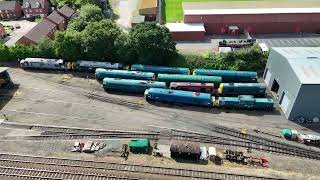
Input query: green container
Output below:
<box><xmin>157</xmin><ymin>74</ymin><xmax>222</xmax><ymax>88</ymax></box>
<box><xmin>129</xmin><ymin>139</ymin><xmax>150</xmax><ymax>154</ymax></box>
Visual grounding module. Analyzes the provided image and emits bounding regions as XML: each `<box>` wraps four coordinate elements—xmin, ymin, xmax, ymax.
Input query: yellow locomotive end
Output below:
<box><xmin>218</xmin><ymin>83</ymin><xmax>223</xmax><ymax>94</ymax></box>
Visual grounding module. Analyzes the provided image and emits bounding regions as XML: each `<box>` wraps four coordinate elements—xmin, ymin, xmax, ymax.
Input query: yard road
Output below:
<box><xmin>116</xmin><ymin>0</ymin><xmax>139</xmax><ymax>30</ymax></box>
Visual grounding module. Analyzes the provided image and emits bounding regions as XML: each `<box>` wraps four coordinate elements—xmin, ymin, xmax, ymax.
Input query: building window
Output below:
<box><xmin>39</xmin><ymin>9</ymin><xmax>42</xmax><ymax>13</ymax></box>
<box><xmin>35</xmin><ymin>9</ymin><xmax>39</xmax><ymax>13</ymax></box>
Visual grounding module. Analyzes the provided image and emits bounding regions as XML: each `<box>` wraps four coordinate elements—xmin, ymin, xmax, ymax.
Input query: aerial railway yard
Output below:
<box><xmin>0</xmin><ymin>68</ymin><xmax>320</xmax><ymax>179</ymax></box>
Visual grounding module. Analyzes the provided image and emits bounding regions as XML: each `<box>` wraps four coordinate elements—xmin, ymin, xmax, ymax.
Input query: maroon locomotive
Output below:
<box><xmin>169</xmin><ymin>82</ymin><xmax>215</xmax><ymax>94</ymax></box>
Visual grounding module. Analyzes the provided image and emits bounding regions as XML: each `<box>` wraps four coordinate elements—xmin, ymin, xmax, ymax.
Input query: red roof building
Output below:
<box><xmin>0</xmin><ymin>1</ymin><xmax>22</xmax><ymax>19</ymax></box>
<box><xmin>22</xmin><ymin>0</ymin><xmax>50</xmax><ymax>18</ymax></box>
<box><xmin>17</xmin><ymin>19</ymin><xmax>57</xmax><ymax>45</ymax></box>
<box><xmin>46</xmin><ymin>11</ymin><xmax>66</xmax><ymax>31</ymax></box>
<box><xmin>58</xmin><ymin>5</ymin><xmax>75</xmax><ymax>22</ymax></box>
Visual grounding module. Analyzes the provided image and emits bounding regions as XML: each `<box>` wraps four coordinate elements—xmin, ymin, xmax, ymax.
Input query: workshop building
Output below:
<box><xmin>165</xmin><ymin>23</ymin><xmax>205</xmax><ymax>41</ymax></box>
<box><xmin>138</xmin><ymin>0</ymin><xmax>158</xmax><ymax>21</ymax></box>
<box><xmin>263</xmin><ymin>47</ymin><xmax>320</xmax><ymax>122</ymax></box>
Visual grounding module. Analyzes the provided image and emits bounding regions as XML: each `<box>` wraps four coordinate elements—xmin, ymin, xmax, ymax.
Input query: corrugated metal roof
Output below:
<box><xmin>184</xmin><ymin>8</ymin><xmax>320</xmax><ymax>15</ymax></box>
<box><xmin>272</xmin><ymin>47</ymin><xmax>320</xmax><ymax>84</ymax></box>
<box><xmin>165</xmin><ymin>23</ymin><xmax>205</xmax><ymax>32</ymax></box>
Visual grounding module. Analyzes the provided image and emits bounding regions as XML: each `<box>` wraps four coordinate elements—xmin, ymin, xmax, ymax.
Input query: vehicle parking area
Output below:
<box><xmin>0</xmin><ymin>20</ymin><xmax>37</xmax><ymax>46</ymax></box>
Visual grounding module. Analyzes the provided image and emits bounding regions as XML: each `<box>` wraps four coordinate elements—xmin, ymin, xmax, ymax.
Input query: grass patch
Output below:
<box><xmin>164</xmin><ymin>0</ymin><xmax>280</xmax><ymax>23</ymax></box>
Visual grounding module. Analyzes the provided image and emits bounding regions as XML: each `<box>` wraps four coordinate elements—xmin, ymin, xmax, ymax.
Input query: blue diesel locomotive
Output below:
<box><xmin>193</xmin><ymin>69</ymin><xmax>257</xmax><ymax>83</ymax></box>
<box><xmin>95</xmin><ymin>68</ymin><xmax>155</xmax><ymax>81</ymax></box>
<box><xmin>131</xmin><ymin>64</ymin><xmax>190</xmax><ymax>75</ymax></box>
<box><xmin>145</xmin><ymin>88</ymin><xmax>273</xmax><ymax>110</ymax></box>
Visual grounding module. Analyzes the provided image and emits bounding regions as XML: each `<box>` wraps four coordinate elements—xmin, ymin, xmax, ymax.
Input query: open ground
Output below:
<box><xmin>1</xmin><ymin>67</ymin><xmax>320</xmax><ymax>179</ymax></box>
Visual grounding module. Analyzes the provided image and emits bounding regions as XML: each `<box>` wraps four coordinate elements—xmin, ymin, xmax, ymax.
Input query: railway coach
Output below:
<box><xmin>131</xmin><ymin>64</ymin><xmax>190</xmax><ymax>75</ymax></box>
<box><xmin>193</xmin><ymin>69</ymin><xmax>257</xmax><ymax>83</ymax></box>
<box><xmin>95</xmin><ymin>68</ymin><xmax>155</xmax><ymax>81</ymax></box>
<box><xmin>144</xmin><ymin>88</ymin><xmax>213</xmax><ymax>107</ymax></box>
<box><xmin>70</xmin><ymin>60</ymin><xmax>123</xmax><ymax>72</ymax></box>
<box><xmin>157</xmin><ymin>74</ymin><xmax>222</xmax><ymax>88</ymax></box>
<box><xmin>103</xmin><ymin>78</ymin><xmax>167</xmax><ymax>93</ymax></box>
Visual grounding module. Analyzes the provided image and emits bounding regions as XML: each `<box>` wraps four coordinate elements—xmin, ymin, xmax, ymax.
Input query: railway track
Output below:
<box><xmin>172</xmin><ymin>127</ymin><xmax>320</xmax><ymax>160</ymax></box>
<box><xmin>0</xmin><ymin>153</ymin><xmax>282</xmax><ymax>180</ymax></box>
<box><xmin>0</xmin><ymin>165</ymin><xmax>136</xmax><ymax>180</ymax></box>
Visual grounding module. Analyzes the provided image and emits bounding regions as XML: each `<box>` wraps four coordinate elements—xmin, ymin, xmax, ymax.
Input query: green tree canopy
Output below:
<box><xmin>54</xmin><ymin>31</ymin><xmax>83</xmax><ymax>61</ymax></box>
<box><xmin>128</xmin><ymin>23</ymin><xmax>177</xmax><ymax>65</ymax></box>
<box><xmin>36</xmin><ymin>38</ymin><xmax>56</xmax><ymax>58</ymax></box>
<box><xmin>81</xmin><ymin>19</ymin><xmax>121</xmax><ymax>60</ymax></box>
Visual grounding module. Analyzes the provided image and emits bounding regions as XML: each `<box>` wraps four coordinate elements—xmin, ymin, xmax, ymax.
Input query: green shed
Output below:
<box><xmin>129</xmin><ymin>139</ymin><xmax>150</xmax><ymax>154</ymax></box>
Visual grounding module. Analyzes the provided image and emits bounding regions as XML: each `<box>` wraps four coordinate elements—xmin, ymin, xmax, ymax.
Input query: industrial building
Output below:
<box><xmin>263</xmin><ymin>47</ymin><xmax>320</xmax><ymax>122</ymax></box>
<box><xmin>165</xmin><ymin>23</ymin><xmax>205</xmax><ymax>41</ymax></box>
<box><xmin>167</xmin><ymin>0</ymin><xmax>320</xmax><ymax>39</ymax></box>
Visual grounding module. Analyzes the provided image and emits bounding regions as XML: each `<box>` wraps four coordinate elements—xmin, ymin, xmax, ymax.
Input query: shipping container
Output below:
<box><xmin>129</xmin><ymin>139</ymin><xmax>150</xmax><ymax>154</ymax></box>
<box><xmin>71</xmin><ymin>60</ymin><xmax>123</xmax><ymax>72</ymax></box>
<box><xmin>103</xmin><ymin>78</ymin><xmax>167</xmax><ymax>93</ymax></box>
<box><xmin>95</xmin><ymin>68</ymin><xmax>155</xmax><ymax>81</ymax></box>
<box><xmin>193</xmin><ymin>69</ymin><xmax>257</xmax><ymax>83</ymax></box>
<box><xmin>144</xmin><ymin>88</ymin><xmax>213</xmax><ymax>107</ymax></box>
<box><xmin>218</xmin><ymin>83</ymin><xmax>266</xmax><ymax>96</ymax></box>
<box><xmin>157</xmin><ymin>74</ymin><xmax>222</xmax><ymax>88</ymax></box>
<box><xmin>131</xmin><ymin>64</ymin><xmax>190</xmax><ymax>74</ymax></box>
<box><xmin>170</xmin><ymin>82</ymin><xmax>215</xmax><ymax>94</ymax></box>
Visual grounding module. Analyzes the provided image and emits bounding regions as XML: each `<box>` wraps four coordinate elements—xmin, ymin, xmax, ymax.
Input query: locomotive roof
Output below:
<box><xmin>22</xmin><ymin>58</ymin><xmax>64</xmax><ymax>64</ymax></box>
<box><xmin>171</xmin><ymin>82</ymin><xmax>214</xmax><ymax>87</ymax></box>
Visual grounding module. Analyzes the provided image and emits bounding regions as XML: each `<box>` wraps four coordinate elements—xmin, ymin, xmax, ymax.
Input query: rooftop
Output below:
<box><xmin>165</xmin><ymin>23</ymin><xmax>205</xmax><ymax>32</ymax></box>
<box><xmin>22</xmin><ymin>0</ymin><xmax>46</xmax><ymax>8</ymax></box>
<box><xmin>184</xmin><ymin>8</ymin><xmax>320</xmax><ymax>16</ymax></box>
<box><xmin>272</xmin><ymin>47</ymin><xmax>320</xmax><ymax>85</ymax></box>
<box><xmin>139</xmin><ymin>0</ymin><xmax>157</xmax><ymax>9</ymax></box>
<box><xmin>46</xmin><ymin>11</ymin><xmax>65</xmax><ymax>25</ymax></box>
<box><xmin>0</xmin><ymin>67</ymin><xmax>9</xmax><ymax>73</ymax></box>
<box><xmin>58</xmin><ymin>5</ymin><xmax>75</xmax><ymax>18</ymax></box>
<box><xmin>24</xmin><ymin>19</ymin><xmax>56</xmax><ymax>44</ymax></box>
<box><xmin>0</xmin><ymin>1</ymin><xmax>17</xmax><ymax>10</ymax></box>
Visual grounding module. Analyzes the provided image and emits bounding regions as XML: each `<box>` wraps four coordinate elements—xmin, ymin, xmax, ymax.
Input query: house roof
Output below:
<box><xmin>23</xmin><ymin>19</ymin><xmax>56</xmax><ymax>44</ymax></box>
<box><xmin>272</xmin><ymin>47</ymin><xmax>320</xmax><ymax>84</ymax></box>
<box><xmin>47</xmin><ymin>11</ymin><xmax>65</xmax><ymax>25</ymax></box>
<box><xmin>0</xmin><ymin>1</ymin><xmax>17</xmax><ymax>11</ymax></box>
<box><xmin>58</xmin><ymin>5</ymin><xmax>75</xmax><ymax>18</ymax></box>
<box><xmin>139</xmin><ymin>0</ymin><xmax>157</xmax><ymax>15</ymax></box>
<box><xmin>165</xmin><ymin>23</ymin><xmax>205</xmax><ymax>32</ymax></box>
<box><xmin>22</xmin><ymin>0</ymin><xmax>46</xmax><ymax>9</ymax></box>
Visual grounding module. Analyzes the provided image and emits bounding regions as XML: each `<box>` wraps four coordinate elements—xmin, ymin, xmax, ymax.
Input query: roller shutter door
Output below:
<box><xmin>281</xmin><ymin>93</ymin><xmax>290</xmax><ymax>114</ymax></box>
<box><xmin>264</xmin><ymin>70</ymin><xmax>272</xmax><ymax>86</ymax></box>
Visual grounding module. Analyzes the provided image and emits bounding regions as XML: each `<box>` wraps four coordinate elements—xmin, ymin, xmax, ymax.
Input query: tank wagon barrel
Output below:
<box><xmin>144</xmin><ymin>88</ymin><xmax>213</xmax><ymax>107</ymax></box>
<box><xmin>219</xmin><ymin>83</ymin><xmax>266</xmax><ymax>96</ymax></box>
<box><xmin>95</xmin><ymin>68</ymin><xmax>155</xmax><ymax>81</ymax></box>
<box><xmin>157</xmin><ymin>74</ymin><xmax>222</xmax><ymax>88</ymax></box>
<box><xmin>131</xmin><ymin>64</ymin><xmax>190</xmax><ymax>75</ymax></box>
<box><xmin>103</xmin><ymin>78</ymin><xmax>167</xmax><ymax>93</ymax></box>
<box><xmin>193</xmin><ymin>69</ymin><xmax>257</xmax><ymax>83</ymax></box>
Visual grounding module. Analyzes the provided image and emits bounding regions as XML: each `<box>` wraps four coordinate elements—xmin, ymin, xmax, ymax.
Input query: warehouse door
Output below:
<box><xmin>280</xmin><ymin>92</ymin><xmax>290</xmax><ymax>113</ymax></box>
<box><xmin>264</xmin><ymin>69</ymin><xmax>272</xmax><ymax>86</ymax></box>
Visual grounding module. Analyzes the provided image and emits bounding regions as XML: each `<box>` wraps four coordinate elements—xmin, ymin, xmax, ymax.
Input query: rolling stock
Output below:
<box><xmin>95</xmin><ymin>68</ymin><xmax>155</xmax><ymax>81</ymax></box>
<box><xmin>145</xmin><ymin>88</ymin><xmax>273</xmax><ymax>110</ymax></box>
<box><xmin>131</xmin><ymin>64</ymin><xmax>190</xmax><ymax>75</ymax></box>
<box><xmin>103</xmin><ymin>78</ymin><xmax>166</xmax><ymax>93</ymax></box>
<box><xmin>169</xmin><ymin>82</ymin><xmax>215</xmax><ymax>94</ymax></box>
<box><xmin>193</xmin><ymin>69</ymin><xmax>257</xmax><ymax>83</ymax></box>
<box><xmin>218</xmin><ymin>39</ymin><xmax>256</xmax><ymax>48</ymax></box>
<box><xmin>218</xmin><ymin>83</ymin><xmax>266</xmax><ymax>96</ymax></box>
<box><xmin>157</xmin><ymin>74</ymin><xmax>222</xmax><ymax>88</ymax></box>
<box><xmin>71</xmin><ymin>60</ymin><xmax>123</xmax><ymax>72</ymax></box>
<box><xmin>20</xmin><ymin>58</ymin><xmax>67</xmax><ymax>70</ymax></box>
<box><xmin>144</xmin><ymin>88</ymin><xmax>213</xmax><ymax>107</ymax></box>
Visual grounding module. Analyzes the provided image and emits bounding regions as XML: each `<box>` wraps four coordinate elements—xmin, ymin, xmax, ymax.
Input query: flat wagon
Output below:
<box><xmin>95</xmin><ymin>68</ymin><xmax>155</xmax><ymax>81</ymax></box>
<box><xmin>131</xmin><ymin>64</ymin><xmax>190</xmax><ymax>74</ymax></box>
<box><xmin>144</xmin><ymin>88</ymin><xmax>213</xmax><ymax>107</ymax></box>
<box><xmin>193</xmin><ymin>69</ymin><xmax>257</xmax><ymax>83</ymax></box>
<box><xmin>103</xmin><ymin>78</ymin><xmax>166</xmax><ymax>93</ymax></box>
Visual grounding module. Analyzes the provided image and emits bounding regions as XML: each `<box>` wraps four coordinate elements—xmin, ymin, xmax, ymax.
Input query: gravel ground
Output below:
<box><xmin>0</xmin><ymin>68</ymin><xmax>320</xmax><ymax>179</ymax></box>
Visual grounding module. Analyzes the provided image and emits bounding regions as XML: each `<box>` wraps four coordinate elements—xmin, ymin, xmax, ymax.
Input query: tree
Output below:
<box><xmin>114</xmin><ymin>33</ymin><xmax>135</xmax><ymax>64</ymax></box>
<box><xmin>128</xmin><ymin>23</ymin><xmax>177</xmax><ymax>65</ymax></box>
<box><xmin>9</xmin><ymin>44</ymin><xmax>36</xmax><ymax>61</ymax></box>
<box><xmin>54</xmin><ymin>31</ymin><xmax>83</xmax><ymax>61</ymax></box>
<box><xmin>81</xmin><ymin>19</ymin><xmax>121</xmax><ymax>60</ymax></box>
<box><xmin>36</xmin><ymin>38</ymin><xmax>56</xmax><ymax>58</ymax></box>
<box><xmin>67</xmin><ymin>4</ymin><xmax>103</xmax><ymax>31</ymax></box>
